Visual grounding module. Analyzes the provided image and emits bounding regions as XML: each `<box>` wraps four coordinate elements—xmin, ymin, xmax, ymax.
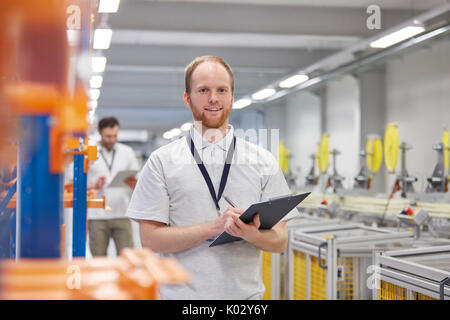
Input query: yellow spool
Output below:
<box><xmin>384</xmin><ymin>124</ymin><xmax>399</xmax><ymax>172</ymax></box>
<box><xmin>366</xmin><ymin>137</ymin><xmax>383</xmax><ymax>173</ymax></box>
<box><xmin>278</xmin><ymin>141</ymin><xmax>289</xmax><ymax>174</ymax></box>
<box><xmin>317</xmin><ymin>134</ymin><xmax>329</xmax><ymax>174</ymax></box>
<box><xmin>443</xmin><ymin>129</ymin><xmax>449</xmax><ymax>170</ymax></box>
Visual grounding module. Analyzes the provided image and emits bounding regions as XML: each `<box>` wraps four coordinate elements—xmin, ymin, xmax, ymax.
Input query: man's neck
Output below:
<box><xmin>193</xmin><ymin>122</ymin><xmax>229</xmax><ymax>144</ymax></box>
<box><xmin>101</xmin><ymin>142</ymin><xmax>114</xmax><ymax>152</ymax></box>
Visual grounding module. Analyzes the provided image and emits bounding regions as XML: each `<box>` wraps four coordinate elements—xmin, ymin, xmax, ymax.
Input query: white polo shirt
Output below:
<box><xmin>126</xmin><ymin>125</ymin><xmax>299</xmax><ymax>299</ymax></box>
<box><xmin>88</xmin><ymin>142</ymin><xmax>140</xmax><ymax>220</ymax></box>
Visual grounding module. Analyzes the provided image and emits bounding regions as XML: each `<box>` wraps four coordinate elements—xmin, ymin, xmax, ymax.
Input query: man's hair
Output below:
<box><xmin>184</xmin><ymin>55</ymin><xmax>234</xmax><ymax>94</ymax></box>
<box><xmin>98</xmin><ymin>117</ymin><xmax>120</xmax><ymax>132</ymax></box>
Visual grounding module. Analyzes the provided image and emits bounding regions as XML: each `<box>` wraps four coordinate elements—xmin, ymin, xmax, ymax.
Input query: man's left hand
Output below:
<box><xmin>124</xmin><ymin>176</ymin><xmax>138</xmax><ymax>189</ymax></box>
<box><xmin>225</xmin><ymin>212</ymin><xmax>261</xmax><ymax>244</ymax></box>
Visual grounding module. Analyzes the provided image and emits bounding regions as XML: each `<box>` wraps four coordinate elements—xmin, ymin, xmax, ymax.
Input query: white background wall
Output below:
<box><xmin>324</xmin><ymin>75</ymin><xmax>361</xmax><ymax>189</ymax></box>
<box><xmin>284</xmin><ymin>91</ymin><xmax>322</xmax><ymax>188</ymax></box>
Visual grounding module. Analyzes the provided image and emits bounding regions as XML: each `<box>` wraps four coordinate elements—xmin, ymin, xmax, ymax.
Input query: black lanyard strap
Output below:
<box><xmin>99</xmin><ymin>149</ymin><xmax>116</xmax><ymax>173</ymax></box>
<box><xmin>187</xmin><ymin>132</ymin><xmax>236</xmax><ymax>211</ymax></box>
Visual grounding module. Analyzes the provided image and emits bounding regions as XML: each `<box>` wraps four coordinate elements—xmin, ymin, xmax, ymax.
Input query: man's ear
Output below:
<box><xmin>183</xmin><ymin>92</ymin><xmax>191</xmax><ymax>110</ymax></box>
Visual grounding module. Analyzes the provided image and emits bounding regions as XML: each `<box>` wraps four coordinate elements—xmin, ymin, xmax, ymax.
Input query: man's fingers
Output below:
<box><xmin>227</xmin><ymin>207</ymin><xmax>245</xmax><ymax>215</ymax></box>
<box><xmin>253</xmin><ymin>214</ymin><xmax>261</xmax><ymax>227</ymax></box>
<box><xmin>232</xmin><ymin>214</ymin><xmax>246</xmax><ymax>228</ymax></box>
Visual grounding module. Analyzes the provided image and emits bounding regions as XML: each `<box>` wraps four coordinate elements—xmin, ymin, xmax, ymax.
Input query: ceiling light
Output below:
<box><xmin>92</xmin><ymin>56</ymin><xmax>107</xmax><ymax>73</ymax></box>
<box><xmin>90</xmin><ymin>75</ymin><xmax>103</xmax><ymax>89</ymax></box>
<box><xmin>279</xmin><ymin>74</ymin><xmax>309</xmax><ymax>88</ymax></box>
<box><xmin>93</xmin><ymin>29</ymin><xmax>113</xmax><ymax>50</ymax></box>
<box><xmin>252</xmin><ymin>88</ymin><xmax>276</xmax><ymax>100</ymax></box>
<box><xmin>170</xmin><ymin>128</ymin><xmax>182</xmax><ymax>137</ymax></box>
<box><xmin>370</xmin><ymin>25</ymin><xmax>425</xmax><ymax>48</ymax></box>
<box><xmin>89</xmin><ymin>89</ymin><xmax>100</xmax><ymax>101</ymax></box>
<box><xmin>98</xmin><ymin>0</ymin><xmax>120</xmax><ymax>13</ymax></box>
<box><xmin>233</xmin><ymin>99</ymin><xmax>252</xmax><ymax>109</ymax></box>
<box><xmin>163</xmin><ymin>131</ymin><xmax>173</xmax><ymax>140</ymax></box>
<box><xmin>88</xmin><ymin>100</ymin><xmax>98</xmax><ymax>110</ymax></box>
<box><xmin>181</xmin><ymin>122</ymin><xmax>192</xmax><ymax>132</ymax></box>
<box><xmin>66</xmin><ymin>30</ymin><xmax>80</xmax><ymax>46</ymax></box>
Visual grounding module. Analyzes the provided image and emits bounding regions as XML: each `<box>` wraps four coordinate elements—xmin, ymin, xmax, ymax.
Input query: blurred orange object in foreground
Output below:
<box><xmin>0</xmin><ymin>248</ymin><xmax>191</xmax><ymax>300</ymax></box>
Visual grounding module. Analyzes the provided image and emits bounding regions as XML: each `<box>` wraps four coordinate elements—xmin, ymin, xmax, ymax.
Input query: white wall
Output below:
<box><xmin>385</xmin><ymin>39</ymin><xmax>450</xmax><ymax>192</ymax></box>
<box><xmin>284</xmin><ymin>91</ymin><xmax>322</xmax><ymax>187</ymax></box>
<box><xmin>325</xmin><ymin>75</ymin><xmax>361</xmax><ymax>189</ymax></box>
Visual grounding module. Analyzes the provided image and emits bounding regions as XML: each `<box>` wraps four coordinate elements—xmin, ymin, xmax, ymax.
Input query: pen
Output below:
<box><xmin>223</xmin><ymin>195</ymin><xmax>237</xmax><ymax>208</ymax></box>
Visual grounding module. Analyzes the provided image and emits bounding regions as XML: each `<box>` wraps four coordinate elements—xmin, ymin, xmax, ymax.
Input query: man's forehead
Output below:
<box><xmin>191</xmin><ymin>61</ymin><xmax>231</xmax><ymax>87</ymax></box>
<box><xmin>101</xmin><ymin>126</ymin><xmax>119</xmax><ymax>133</ymax></box>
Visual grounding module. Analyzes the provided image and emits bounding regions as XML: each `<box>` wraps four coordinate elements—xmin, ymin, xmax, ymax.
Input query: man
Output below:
<box><xmin>88</xmin><ymin>117</ymin><xmax>140</xmax><ymax>257</ymax></box>
<box><xmin>126</xmin><ymin>56</ymin><xmax>298</xmax><ymax>299</ymax></box>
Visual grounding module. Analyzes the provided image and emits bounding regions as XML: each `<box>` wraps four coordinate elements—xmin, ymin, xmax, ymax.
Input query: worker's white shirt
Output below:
<box><xmin>88</xmin><ymin>142</ymin><xmax>140</xmax><ymax>220</ymax></box>
<box><xmin>126</xmin><ymin>125</ymin><xmax>299</xmax><ymax>300</ymax></box>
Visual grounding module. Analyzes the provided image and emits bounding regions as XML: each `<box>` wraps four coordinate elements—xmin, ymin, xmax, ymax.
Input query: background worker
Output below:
<box><xmin>88</xmin><ymin>116</ymin><xmax>140</xmax><ymax>257</ymax></box>
<box><xmin>126</xmin><ymin>56</ymin><xmax>299</xmax><ymax>299</ymax></box>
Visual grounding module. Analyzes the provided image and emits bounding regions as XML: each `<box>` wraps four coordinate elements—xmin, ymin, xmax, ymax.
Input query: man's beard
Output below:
<box><xmin>191</xmin><ymin>103</ymin><xmax>232</xmax><ymax>129</ymax></box>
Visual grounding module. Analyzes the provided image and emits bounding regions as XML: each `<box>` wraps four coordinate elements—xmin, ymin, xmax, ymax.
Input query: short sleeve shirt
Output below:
<box><xmin>126</xmin><ymin>125</ymin><xmax>299</xmax><ymax>299</ymax></box>
<box><xmin>88</xmin><ymin>142</ymin><xmax>140</xmax><ymax>220</ymax></box>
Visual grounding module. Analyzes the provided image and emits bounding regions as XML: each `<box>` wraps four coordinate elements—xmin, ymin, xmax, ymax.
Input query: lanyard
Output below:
<box><xmin>99</xmin><ymin>149</ymin><xmax>116</xmax><ymax>173</ymax></box>
<box><xmin>187</xmin><ymin>132</ymin><xmax>236</xmax><ymax>211</ymax></box>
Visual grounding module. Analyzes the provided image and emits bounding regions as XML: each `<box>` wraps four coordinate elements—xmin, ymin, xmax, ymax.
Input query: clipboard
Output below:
<box><xmin>106</xmin><ymin>170</ymin><xmax>138</xmax><ymax>188</ymax></box>
<box><xmin>209</xmin><ymin>192</ymin><xmax>311</xmax><ymax>247</ymax></box>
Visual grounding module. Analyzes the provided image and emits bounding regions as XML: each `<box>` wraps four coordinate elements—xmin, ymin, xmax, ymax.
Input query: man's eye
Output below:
<box><xmin>199</xmin><ymin>88</ymin><xmax>208</xmax><ymax>93</ymax></box>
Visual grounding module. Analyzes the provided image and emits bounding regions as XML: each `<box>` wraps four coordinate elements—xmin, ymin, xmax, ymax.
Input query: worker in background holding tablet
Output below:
<box><xmin>126</xmin><ymin>56</ymin><xmax>299</xmax><ymax>299</ymax></box>
<box><xmin>88</xmin><ymin>116</ymin><xmax>140</xmax><ymax>257</ymax></box>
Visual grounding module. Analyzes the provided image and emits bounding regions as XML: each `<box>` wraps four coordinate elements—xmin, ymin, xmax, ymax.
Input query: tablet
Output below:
<box><xmin>106</xmin><ymin>170</ymin><xmax>138</xmax><ymax>188</ymax></box>
<box><xmin>209</xmin><ymin>192</ymin><xmax>310</xmax><ymax>247</ymax></box>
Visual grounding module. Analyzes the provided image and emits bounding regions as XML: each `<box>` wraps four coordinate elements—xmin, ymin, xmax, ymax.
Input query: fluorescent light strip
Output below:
<box><xmin>233</xmin><ymin>98</ymin><xmax>252</xmax><ymax>109</ymax></box>
<box><xmin>170</xmin><ymin>128</ymin><xmax>181</xmax><ymax>136</ymax></box>
<box><xmin>93</xmin><ymin>29</ymin><xmax>113</xmax><ymax>50</ymax></box>
<box><xmin>92</xmin><ymin>57</ymin><xmax>107</xmax><ymax>73</ymax></box>
<box><xmin>181</xmin><ymin>122</ymin><xmax>192</xmax><ymax>132</ymax></box>
<box><xmin>90</xmin><ymin>75</ymin><xmax>103</xmax><ymax>89</ymax></box>
<box><xmin>99</xmin><ymin>0</ymin><xmax>121</xmax><ymax>13</ymax></box>
<box><xmin>163</xmin><ymin>131</ymin><xmax>173</xmax><ymax>140</ymax></box>
<box><xmin>279</xmin><ymin>74</ymin><xmax>309</xmax><ymax>88</ymax></box>
<box><xmin>66</xmin><ymin>30</ymin><xmax>80</xmax><ymax>46</ymax></box>
<box><xmin>88</xmin><ymin>100</ymin><xmax>98</xmax><ymax>110</ymax></box>
<box><xmin>370</xmin><ymin>25</ymin><xmax>425</xmax><ymax>48</ymax></box>
<box><xmin>252</xmin><ymin>88</ymin><xmax>276</xmax><ymax>100</ymax></box>
<box><xmin>89</xmin><ymin>89</ymin><xmax>100</xmax><ymax>101</ymax></box>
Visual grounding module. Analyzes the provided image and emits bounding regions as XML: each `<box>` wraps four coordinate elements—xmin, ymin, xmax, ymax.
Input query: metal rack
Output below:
<box><xmin>374</xmin><ymin>245</ymin><xmax>450</xmax><ymax>300</ymax></box>
<box><xmin>261</xmin><ymin>215</ymin><xmax>350</xmax><ymax>300</ymax></box>
<box><xmin>287</xmin><ymin>223</ymin><xmax>416</xmax><ymax>300</ymax></box>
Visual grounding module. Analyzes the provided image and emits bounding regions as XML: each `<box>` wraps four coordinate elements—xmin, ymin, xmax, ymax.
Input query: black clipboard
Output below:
<box><xmin>209</xmin><ymin>192</ymin><xmax>311</xmax><ymax>247</ymax></box>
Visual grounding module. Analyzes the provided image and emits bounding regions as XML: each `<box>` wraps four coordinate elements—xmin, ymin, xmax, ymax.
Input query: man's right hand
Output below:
<box><xmin>95</xmin><ymin>176</ymin><xmax>106</xmax><ymax>189</ymax></box>
<box><xmin>209</xmin><ymin>207</ymin><xmax>245</xmax><ymax>237</ymax></box>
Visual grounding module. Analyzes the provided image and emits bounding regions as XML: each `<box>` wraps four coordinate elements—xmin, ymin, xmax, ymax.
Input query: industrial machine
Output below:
<box><xmin>305</xmin><ymin>154</ymin><xmax>319</xmax><ymax>188</ymax></box>
<box><xmin>328</xmin><ymin>149</ymin><xmax>345</xmax><ymax>194</ymax></box>
<box><xmin>374</xmin><ymin>245</ymin><xmax>450</xmax><ymax>300</ymax></box>
<box><xmin>287</xmin><ymin>223</ymin><xmax>416</xmax><ymax>300</ymax></box>
<box><xmin>354</xmin><ymin>136</ymin><xmax>383</xmax><ymax>191</ymax></box>
<box><xmin>262</xmin><ymin>215</ymin><xmax>350</xmax><ymax>300</ymax></box>
<box><xmin>384</xmin><ymin>123</ymin><xmax>418</xmax><ymax>198</ymax></box>
<box><xmin>426</xmin><ymin>130</ymin><xmax>450</xmax><ymax>193</ymax></box>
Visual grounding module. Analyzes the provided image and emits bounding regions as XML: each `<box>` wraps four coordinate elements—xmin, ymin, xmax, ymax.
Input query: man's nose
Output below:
<box><xmin>209</xmin><ymin>90</ymin><xmax>219</xmax><ymax>103</ymax></box>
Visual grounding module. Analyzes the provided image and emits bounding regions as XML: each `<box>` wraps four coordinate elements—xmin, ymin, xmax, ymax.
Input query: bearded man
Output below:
<box><xmin>126</xmin><ymin>56</ymin><xmax>298</xmax><ymax>300</ymax></box>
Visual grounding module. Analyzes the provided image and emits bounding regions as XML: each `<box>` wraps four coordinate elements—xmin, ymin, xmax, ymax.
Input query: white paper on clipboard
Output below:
<box><xmin>106</xmin><ymin>170</ymin><xmax>138</xmax><ymax>188</ymax></box>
